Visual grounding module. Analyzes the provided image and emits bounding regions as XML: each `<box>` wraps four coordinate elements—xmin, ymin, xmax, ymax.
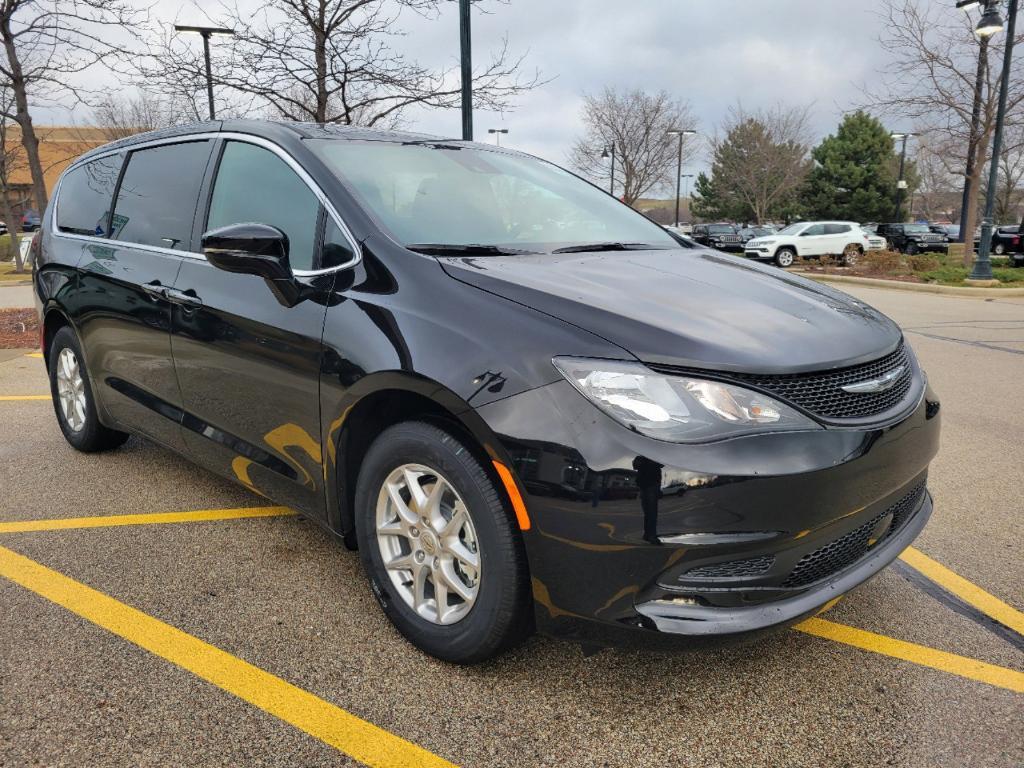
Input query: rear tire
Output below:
<box><xmin>905</xmin><ymin>242</ymin><xmax>918</xmax><ymax>255</ymax></box>
<box><xmin>47</xmin><ymin>326</ymin><xmax>129</xmax><ymax>452</ymax></box>
<box><xmin>354</xmin><ymin>421</ymin><xmax>531</xmax><ymax>663</ymax></box>
<box><xmin>841</xmin><ymin>244</ymin><xmax>862</xmax><ymax>266</ymax></box>
<box><xmin>774</xmin><ymin>247</ymin><xmax>795</xmax><ymax>268</ymax></box>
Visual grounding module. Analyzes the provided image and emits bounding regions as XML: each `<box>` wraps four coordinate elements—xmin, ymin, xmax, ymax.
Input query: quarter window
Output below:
<box><xmin>110</xmin><ymin>141</ymin><xmax>213</xmax><ymax>249</ymax></box>
<box><xmin>206</xmin><ymin>142</ymin><xmax>321</xmax><ymax>271</ymax></box>
<box><xmin>56</xmin><ymin>155</ymin><xmax>123</xmax><ymax>236</ymax></box>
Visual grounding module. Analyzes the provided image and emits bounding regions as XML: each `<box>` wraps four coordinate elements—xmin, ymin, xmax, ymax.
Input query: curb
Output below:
<box><xmin>790</xmin><ymin>271</ymin><xmax>1024</xmax><ymax>297</ymax></box>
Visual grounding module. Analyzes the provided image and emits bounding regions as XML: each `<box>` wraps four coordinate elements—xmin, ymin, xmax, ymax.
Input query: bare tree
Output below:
<box><xmin>0</xmin><ymin>88</ymin><xmax>23</xmax><ymax>271</ymax></box>
<box><xmin>994</xmin><ymin>122</ymin><xmax>1024</xmax><ymax>224</ymax></box>
<box><xmin>0</xmin><ymin>0</ymin><xmax>144</xmax><ymax>212</ymax></box>
<box><xmin>87</xmin><ymin>92</ymin><xmax>194</xmax><ymax>141</ymax></box>
<box><xmin>137</xmin><ymin>0</ymin><xmax>540</xmax><ymax>127</ymax></box>
<box><xmin>866</xmin><ymin>0</ymin><xmax>1024</xmax><ymax>264</ymax></box>
<box><xmin>701</xmin><ymin>103</ymin><xmax>812</xmax><ymax>224</ymax></box>
<box><xmin>568</xmin><ymin>87</ymin><xmax>697</xmax><ymax>206</ymax></box>
<box><xmin>912</xmin><ymin>135</ymin><xmax>960</xmax><ymax>221</ymax></box>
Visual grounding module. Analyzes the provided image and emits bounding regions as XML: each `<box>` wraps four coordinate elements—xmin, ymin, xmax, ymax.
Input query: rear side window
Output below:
<box><xmin>56</xmin><ymin>155</ymin><xmax>123</xmax><ymax>236</ymax></box>
<box><xmin>824</xmin><ymin>224</ymin><xmax>851</xmax><ymax>235</ymax></box>
<box><xmin>110</xmin><ymin>141</ymin><xmax>212</xmax><ymax>249</ymax></box>
<box><xmin>206</xmin><ymin>141</ymin><xmax>320</xmax><ymax>271</ymax></box>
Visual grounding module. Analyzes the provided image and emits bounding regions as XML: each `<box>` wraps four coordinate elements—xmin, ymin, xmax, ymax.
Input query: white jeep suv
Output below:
<box><xmin>745</xmin><ymin>221</ymin><xmax>873</xmax><ymax>267</ymax></box>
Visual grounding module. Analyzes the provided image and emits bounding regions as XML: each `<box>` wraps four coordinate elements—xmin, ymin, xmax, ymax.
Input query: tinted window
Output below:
<box><xmin>56</xmin><ymin>155</ymin><xmax>123</xmax><ymax>236</ymax></box>
<box><xmin>824</xmin><ymin>224</ymin><xmax>851</xmax><ymax>235</ymax></box>
<box><xmin>207</xmin><ymin>142</ymin><xmax>320</xmax><ymax>271</ymax></box>
<box><xmin>707</xmin><ymin>224</ymin><xmax>734</xmax><ymax>234</ymax></box>
<box><xmin>321</xmin><ymin>217</ymin><xmax>355</xmax><ymax>268</ymax></box>
<box><xmin>110</xmin><ymin>141</ymin><xmax>212</xmax><ymax>249</ymax></box>
<box><xmin>803</xmin><ymin>224</ymin><xmax>826</xmax><ymax>236</ymax></box>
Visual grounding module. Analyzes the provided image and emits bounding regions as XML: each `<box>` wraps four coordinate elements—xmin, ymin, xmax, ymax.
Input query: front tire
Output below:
<box><xmin>48</xmin><ymin>326</ymin><xmax>129</xmax><ymax>452</ymax></box>
<box><xmin>905</xmin><ymin>242</ymin><xmax>918</xmax><ymax>255</ymax></box>
<box><xmin>774</xmin><ymin>247</ymin><xmax>795</xmax><ymax>268</ymax></box>
<box><xmin>354</xmin><ymin>421</ymin><xmax>531</xmax><ymax>663</ymax></box>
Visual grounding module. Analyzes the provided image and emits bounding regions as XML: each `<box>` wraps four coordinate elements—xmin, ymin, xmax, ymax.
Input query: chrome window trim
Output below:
<box><xmin>50</xmin><ymin>131</ymin><xmax>361</xmax><ymax>276</ymax></box>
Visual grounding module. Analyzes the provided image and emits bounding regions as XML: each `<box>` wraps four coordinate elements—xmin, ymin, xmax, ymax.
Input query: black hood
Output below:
<box><xmin>439</xmin><ymin>249</ymin><xmax>903</xmax><ymax>374</ymax></box>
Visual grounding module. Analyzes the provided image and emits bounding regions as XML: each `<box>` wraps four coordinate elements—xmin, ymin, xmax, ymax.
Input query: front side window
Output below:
<box><xmin>56</xmin><ymin>155</ymin><xmax>123</xmax><ymax>236</ymax></box>
<box><xmin>309</xmin><ymin>140</ymin><xmax>677</xmax><ymax>253</ymax></box>
<box><xmin>207</xmin><ymin>141</ymin><xmax>320</xmax><ymax>271</ymax></box>
<box><xmin>803</xmin><ymin>224</ymin><xmax>826</xmax><ymax>236</ymax></box>
<box><xmin>110</xmin><ymin>141</ymin><xmax>212</xmax><ymax>249</ymax></box>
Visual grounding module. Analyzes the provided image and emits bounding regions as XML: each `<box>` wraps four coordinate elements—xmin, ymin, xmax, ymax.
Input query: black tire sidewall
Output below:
<box><xmin>354</xmin><ymin>422</ymin><xmax>528</xmax><ymax>663</ymax></box>
<box><xmin>48</xmin><ymin>326</ymin><xmax>125</xmax><ymax>452</ymax></box>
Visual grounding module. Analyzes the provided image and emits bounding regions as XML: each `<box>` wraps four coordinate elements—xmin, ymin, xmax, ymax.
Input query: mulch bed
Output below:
<box><xmin>0</xmin><ymin>308</ymin><xmax>38</xmax><ymax>348</ymax></box>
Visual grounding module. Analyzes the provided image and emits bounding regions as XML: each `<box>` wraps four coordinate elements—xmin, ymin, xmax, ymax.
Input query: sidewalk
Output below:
<box><xmin>0</xmin><ymin>285</ymin><xmax>33</xmax><ymax>309</ymax></box>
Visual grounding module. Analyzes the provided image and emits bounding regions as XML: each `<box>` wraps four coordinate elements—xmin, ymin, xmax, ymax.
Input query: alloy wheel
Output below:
<box><xmin>55</xmin><ymin>347</ymin><xmax>87</xmax><ymax>432</ymax></box>
<box><xmin>375</xmin><ymin>463</ymin><xmax>481</xmax><ymax>625</ymax></box>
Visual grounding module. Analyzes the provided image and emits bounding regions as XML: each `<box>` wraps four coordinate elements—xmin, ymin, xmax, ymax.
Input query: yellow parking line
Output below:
<box><xmin>24</xmin><ymin>352</ymin><xmax>43</xmax><ymax>358</ymax></box>
<box><xmin>0</xmin><ymin>506</ymin><xmax>297</xmax><ymax>534</ymax></box>
<box><xmin>899</xmin><ymin>546</ymin><xmax>1024</xmax><ymax>636</ymax></box>
<box><xmin>794</xmin><ymin>617</ymin><xmax>1024</xmax><ymax>694</ymax></box>
<box><xmin>0</xmin><ymin>545</ymin><xmax>457</xmax><ymax>768</ymax></box>
<box><xmin>0</xmin><ymin>395</ymin><xmax>49</xmax><ymax>401</ymax></box>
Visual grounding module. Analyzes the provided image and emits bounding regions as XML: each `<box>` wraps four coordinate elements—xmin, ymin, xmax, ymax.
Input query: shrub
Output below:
<box><xmin>908</xmin><ymin>254</ymin><xmax>940</xmax><ymax>272</ymax></box>
<box><xmin>855</xmin><ymin>250</ymin><xmax>905</xmax><ymax>276</ymax></box>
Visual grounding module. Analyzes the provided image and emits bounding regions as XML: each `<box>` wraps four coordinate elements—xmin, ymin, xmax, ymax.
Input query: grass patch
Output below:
<box><xmin>0</xmin><ymin>235</ymin><xmax>32</xmax><ymax>282</ymax></box>
<box><xmin>799</xmin><ymin>249</ymin><xmax>1024</xmax><ymax>287</ymax></box>
<box><xmin>919</xmin><ymin>264</ymin><xmax>1024</xmax><ymax>285</ymax></box>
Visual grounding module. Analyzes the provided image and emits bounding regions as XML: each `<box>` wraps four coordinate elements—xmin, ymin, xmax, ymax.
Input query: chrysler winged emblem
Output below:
<box><xmin>840</xmin><ymin>365</ymin><xmax>905</xmax><ymax>394</ymax></box>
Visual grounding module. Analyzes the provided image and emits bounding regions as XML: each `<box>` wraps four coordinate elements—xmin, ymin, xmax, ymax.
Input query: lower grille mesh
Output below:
<box><xmin>686</xmin><ymin>554</ymin><xmax>775</xmax><ymax>579</ymax></box>
<box><xmin>782</xmin><ymin>483</ymin><xmax>926</xmax><ymax>588</ymax></box>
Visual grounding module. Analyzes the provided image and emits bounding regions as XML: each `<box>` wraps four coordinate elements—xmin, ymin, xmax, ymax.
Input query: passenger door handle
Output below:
<box><xmin>141</xmin><ymin>280</ymin><xmax>167</xmax><ymax>300</ymax></box>
<box><xmin>165</xmin><ymin>288</ymin><xmax>203</xmax><ymax>308</ymax></box>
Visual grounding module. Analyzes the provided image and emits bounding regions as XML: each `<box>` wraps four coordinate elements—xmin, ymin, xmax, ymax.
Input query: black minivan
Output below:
<box><xmin>35</xmin><ymin>121</ymin><xmax>940</xmax><ymax>662</ymax></box>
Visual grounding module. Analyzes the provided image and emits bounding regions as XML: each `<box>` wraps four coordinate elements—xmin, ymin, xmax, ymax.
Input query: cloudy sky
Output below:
<box><xmin>42</xmin><ymin>0</ymin><xmax>923</xmax><ymax>175</ymax></box>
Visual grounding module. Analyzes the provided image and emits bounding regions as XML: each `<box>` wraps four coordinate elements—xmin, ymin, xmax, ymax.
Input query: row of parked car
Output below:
<box><xmin>677</xmin><ymin>221</ymin><xmax>1023</xmax><ymax>268</ymax></box>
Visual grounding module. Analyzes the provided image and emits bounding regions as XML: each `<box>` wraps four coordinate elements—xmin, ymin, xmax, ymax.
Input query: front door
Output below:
<box><xmin>74</xmin><ymin>140</ymin><xmax>214</xmax><ymax>451</ymax></box>
<box><xmin>797</xmin><ymin>223</ymin><xmax>828</xmax><ymax>256</ymax></box>
<box><xmin>170</xmin><ymin>139</ymin><xmax>333</xmax><ymax>518</ymax></box>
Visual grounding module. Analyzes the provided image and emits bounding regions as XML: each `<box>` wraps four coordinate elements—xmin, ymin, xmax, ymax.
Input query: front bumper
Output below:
<box><xmin>475</xmin><ymin>376</ymin><xmax>941</xmax><ymax>647</ymax></box>
<box><xmin>744</xmin><ymin>247</ymin><xmax>773</xmax><ymax>260</ymax></box>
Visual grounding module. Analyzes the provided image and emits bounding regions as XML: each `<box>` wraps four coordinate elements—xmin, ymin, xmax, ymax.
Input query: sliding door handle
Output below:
<box><xmin>165</xmin><ymin>288</ymin><xmax>203</xmax><ymax>308</ymax></box>
<box><xmin>141</xmin><ymin>280</ymin><xmax>167</xmax><ymax>299</ymax></box>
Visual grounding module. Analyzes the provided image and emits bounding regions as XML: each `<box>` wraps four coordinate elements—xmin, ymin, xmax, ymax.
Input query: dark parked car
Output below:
<box><xmin>20</xmin><ymin>209</ymin><xmax>41</xmax><ymax>231</ymax></box>
<box><xmin>875</xmin><ymin>223</ymin><xmax>949</xmax><ymax>254</ymax></box>
<box><xmin>737</xmin><ymin>226</ymin><xmax>775</xmax><ymax>244</ymax></box>
<box><xmin>35</xmin><ymin>121</ymin><xmax>941</xmax><ymax>662</ymax></box>
<box><xmin>928</xmin><ymin>224</ymin><xmax>959</xmax><ymax>242</ymax></box>
<box><xmin>691</xmin><ymin>223</ymin><xmax>744</xmax><ymax>251</ymax></box>
<box><xmin>973</xmin><ymin>225</ymin><xmax>1022</xmax><ymax>258</ymax></box>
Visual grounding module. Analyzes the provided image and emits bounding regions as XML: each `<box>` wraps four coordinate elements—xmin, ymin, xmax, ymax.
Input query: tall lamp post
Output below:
<box><xmin>174</xmin><ymin>25</ymin><xmax>235</xmax><ymax>121</ymax></box>
<box><xmin>681</xmin><ymin>173</ymin><xmax>695</xmax><ymax>215</ymax></box>
<box><xmin>459</xmin><ymin>0</ymin><xmax>473</xmax><ymax>140</ymax></box>
<box><xmin>602</xmin><ymin>143</ymin><xmax>617</xmax><ymax>197</ymax></box>
<box><xmin>969</xmin><ymin>0</ymin><xmax>1016</xmax><ymax>282</ymax></box>
<box><xmin>956</xmin><ymin>0</ymin><xmax>990</xmax><ymax>244</ymax></box>
<box><xmin>487</xmin><ymin>128</ymin><xmax>508</xmax><ymax>146</ymax></box>
<box><xmin>666</xmin><ymin>129</ymin><xmax>696</xmax><ymax>226</ymax></box>
<box><xmin>890</xmin><ymin>132</ymin><xmax>916</xmax><ymax>221</ymax></box>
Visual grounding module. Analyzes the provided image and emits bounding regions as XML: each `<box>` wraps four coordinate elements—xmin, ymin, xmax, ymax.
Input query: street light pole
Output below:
<box><xmin>602</xmin><ymin>144</ymin><xmax>616</xmax><ymax>197</ymax></box>
<box><xmin>666</xmin><ymin>129</ymin><xmax>696</xmax><ymax>226</ymax></box>
<box><xmin>972</xmin><ymin>0</ymin><xmax>1017</xmax><ymax>282</ymax></box>
<box><xmin>174</xmin><ymin>25</ymin><xmax>235</xmax><ymax>121</ymax></box>
<box><xmin>681</xmin><ymin>173</ymin><xmax>694</xmax><ymax>206</ymax></box>
<box><xmin>459</xmin><ymin>0</ymin><xmax>473</xmax><ymax>141</ymax></box>
<box><xmin>891</xmin><ymin>132</ymin><xmax>914</xmax><ymax>222</ymax></box>
<box><xmin>959</xmin><ymin>33</ymin><xmax>989</xmax><ymax>243</ymax></box>
<box><xmin>487</xmin><ymin>128</ymin><xmax>508</xmax><ymax>146</ymax></box>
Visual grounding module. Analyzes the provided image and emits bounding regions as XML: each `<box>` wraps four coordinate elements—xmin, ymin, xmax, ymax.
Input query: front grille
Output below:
<box><xmin>685</xmin><ymin>554</ymin><xmax>775</xmax><ymax>579</ymax></box>
<box><xmin>726</xmin><ymin>343</ymin><xmax>913</xmax><ymax>420</ymax></box>
<box><xmin>782</xmin><ymin>483</ymin><xmax>926</xmax><ymax>588</ymax></box>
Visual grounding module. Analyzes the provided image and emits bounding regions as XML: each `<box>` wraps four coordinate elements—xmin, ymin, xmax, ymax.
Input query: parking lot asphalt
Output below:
<box><xmin>1</xmin><ymin>284</ymin><xmax>1022</xmax><ymax>768</ymax></box>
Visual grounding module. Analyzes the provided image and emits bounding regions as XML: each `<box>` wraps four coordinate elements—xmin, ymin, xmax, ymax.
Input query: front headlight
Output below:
<box><xmin>552</xmin><ymin>357</ymin><xmax>821</xmax><ymax>443</ymax></box>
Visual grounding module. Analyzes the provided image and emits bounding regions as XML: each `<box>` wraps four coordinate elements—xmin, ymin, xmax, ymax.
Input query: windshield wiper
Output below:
<box><xmin>405</xmin><ymin>243</ymin><xmax>540</xmax><ymax>256</ymax></box>
<box><xmin>551</xmin><ymin>242</ymin><xmax>667</xmax><ymax>254</ymax></box>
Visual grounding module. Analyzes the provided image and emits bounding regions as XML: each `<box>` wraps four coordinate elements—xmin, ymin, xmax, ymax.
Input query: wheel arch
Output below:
<box><xmin>324</xmin><ymin>372</ymin><xmax>522</xmax><ymax>548</ymax></box>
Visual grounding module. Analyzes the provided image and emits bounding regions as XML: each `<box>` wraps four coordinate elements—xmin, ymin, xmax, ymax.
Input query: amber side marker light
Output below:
<box><xmin>493</xmin><ymin>461</ymin><xmax>531</xmax><ymax>530</ymax></box>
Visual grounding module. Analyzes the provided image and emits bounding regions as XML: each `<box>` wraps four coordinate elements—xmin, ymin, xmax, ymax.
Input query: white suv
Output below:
<box><xmin>745</xmin><ymin>221</ymin><xmax>874</xmax><ymax>267</ymax></box>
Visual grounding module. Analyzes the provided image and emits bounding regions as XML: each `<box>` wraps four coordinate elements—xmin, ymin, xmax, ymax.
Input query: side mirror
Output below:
<box><xmin>202</xmin><ymin>222</ymin><xmax>304</xmax><ymax>307</ymax></box>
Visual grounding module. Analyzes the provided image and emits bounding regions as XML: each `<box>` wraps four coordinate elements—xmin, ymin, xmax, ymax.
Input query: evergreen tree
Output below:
<box><xmin>802</xmin><ymin>111</ymin><xmax>917</xmax><ymax>222</ymax></box>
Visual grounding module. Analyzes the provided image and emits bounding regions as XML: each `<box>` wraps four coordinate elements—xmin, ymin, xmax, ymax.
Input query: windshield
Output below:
<box><xmin>777</xmin><ymin>223</ymin><xmax>806</xmax><ymax>235</ymax></box>
<box><xmin>707</xmin><ymin>224</ymin><xmax>735</xmax><ymax>234</ymax></box>
<box><xmin>904</xmin><ymin>224</ymin><xmax>930</xmax><ymax>233</ymax></box>
<box><xmin>309</xmin><ymin>140</ymin><xmax>677</xmax><ymax>252</ymax></box>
